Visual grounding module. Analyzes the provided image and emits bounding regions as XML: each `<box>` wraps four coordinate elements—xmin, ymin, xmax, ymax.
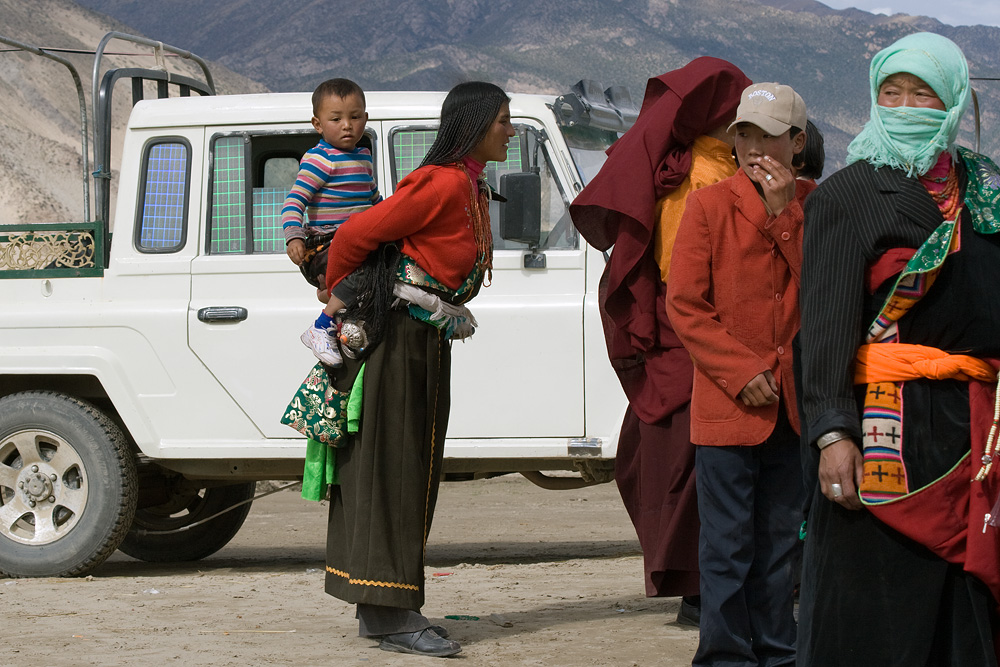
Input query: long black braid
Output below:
<box><xmin>421</xmin><ymin>81</ymin><xmax>510</xmax><ymax>167</ymax></box>
<box><xmin>338</xmin><ymin>242</ymin><xmax>400</xmax><ymax>358</ymax></box>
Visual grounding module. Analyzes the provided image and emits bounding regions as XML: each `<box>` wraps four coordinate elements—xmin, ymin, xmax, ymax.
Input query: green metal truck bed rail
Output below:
<box><xmin>0</xmin><ymin>222</ymin><xmax>105</xmax><ymax>278</ymax></box>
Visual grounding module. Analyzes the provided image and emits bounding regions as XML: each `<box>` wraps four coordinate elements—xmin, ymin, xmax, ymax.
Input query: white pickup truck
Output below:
<box><xmin>0</xmin><ymin>33</ymin><xmax>631</xmax><ymax>577</ymax></box>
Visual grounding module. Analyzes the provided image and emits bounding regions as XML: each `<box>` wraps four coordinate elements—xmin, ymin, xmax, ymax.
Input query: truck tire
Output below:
<box><xmin>117</xmin><ymin>481</ymin><xmax>255</xmax><ymax>562</ymax></box>
<box><xmin>0</xmin><ymin>391</ymin><xmax>137</xmax><ymax>577</ymax></box>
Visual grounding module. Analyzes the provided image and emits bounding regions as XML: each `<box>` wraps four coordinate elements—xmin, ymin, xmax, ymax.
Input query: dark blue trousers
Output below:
<box><xmin>693</xmin><ymin>411</ymin><xmax>803</xmax><ymax>667</ymax></box>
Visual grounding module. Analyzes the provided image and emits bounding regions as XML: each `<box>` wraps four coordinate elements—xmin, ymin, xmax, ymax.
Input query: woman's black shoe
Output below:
<box><xmin>379</xmin><ymin>628</ymin><xmax>462</xmax><ymax>657</ymax></box>
<box><xmin>368</xmin><ymin>624</ymin><xmax>448</xmax><ymax>640</ymax></box>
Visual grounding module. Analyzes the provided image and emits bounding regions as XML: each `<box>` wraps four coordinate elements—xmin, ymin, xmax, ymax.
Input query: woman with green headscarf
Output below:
<box><xmin>798</xmin><ymin>32</ymin><xmax>1000</xmax><ymax>666</ymax></box>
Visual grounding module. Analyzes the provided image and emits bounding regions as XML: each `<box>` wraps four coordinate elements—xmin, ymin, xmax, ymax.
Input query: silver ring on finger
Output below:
<box><xmin>765</xmin><ymin>173</ymin><xmax>773</xmax><ymax>182</ymax></box>
<box><xmin>831</xmin><ymin>483</ymin><xmax>843</xmax><ymax>498</ymax></box>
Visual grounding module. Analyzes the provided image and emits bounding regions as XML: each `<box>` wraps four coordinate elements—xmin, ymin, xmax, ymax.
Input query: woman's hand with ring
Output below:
<box><xmin>818</xmin><ymin>438</ymin><xmax>864</xmax><ymax>510</ymax></box>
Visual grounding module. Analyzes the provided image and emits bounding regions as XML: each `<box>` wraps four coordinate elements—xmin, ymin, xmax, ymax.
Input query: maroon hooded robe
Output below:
<box><xmin>569</xmin><ymin>58</ymin><xmax>751</xmax><ymax>596</ymax></box>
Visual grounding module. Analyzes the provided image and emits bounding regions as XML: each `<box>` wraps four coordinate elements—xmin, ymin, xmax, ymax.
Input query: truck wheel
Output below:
<box><xmin>0</xmin><ymin>391</ymin><xmax>137</xmax><ymax>577</ymax></box>
<box><xmin>117</xmin><ymin>481</ymin><xmax>256</xmax><ymax>562</ymax></box>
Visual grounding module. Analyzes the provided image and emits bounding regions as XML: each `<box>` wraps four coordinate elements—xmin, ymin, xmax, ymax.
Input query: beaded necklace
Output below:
<box><xmin>919</xmin><ymin>160</ymin><xmax>963</xmax><ymax>222</ymax></box>
<box><xmin>458</xmin><ymin>161</ymin><xmax>493</xmax><ymax>285</ymax></box>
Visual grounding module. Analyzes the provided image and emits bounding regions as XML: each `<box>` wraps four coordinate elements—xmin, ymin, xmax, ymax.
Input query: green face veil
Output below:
<box><xmin>846</xmin><ymin>32</ymin><xmax>970</xmax><ymax>177</ymax></box>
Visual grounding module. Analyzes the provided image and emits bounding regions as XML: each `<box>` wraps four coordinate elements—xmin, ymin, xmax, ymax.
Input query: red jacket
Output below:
<box><xmin>666</xmin><ymin>170</ymin><xmax>815</xmax><ymax>446</ymax></box>
<box><xmin>327</xmin><ymin>163</ymin><xmax>479</xmax><ymax>291</ymax></box>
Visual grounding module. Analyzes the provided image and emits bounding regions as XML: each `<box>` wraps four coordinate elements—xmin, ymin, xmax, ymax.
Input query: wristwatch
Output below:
<box><xmin>816</xmin><ymin>430</ymin><xmax>852</xmax><ymax>450</ymax></box>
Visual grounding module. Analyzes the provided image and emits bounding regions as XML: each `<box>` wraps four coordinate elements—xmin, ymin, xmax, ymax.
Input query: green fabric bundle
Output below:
<box><xmin>282</xmin><ymin>362</ymin><xmax>366</xmax><ymax>501</ymax></box>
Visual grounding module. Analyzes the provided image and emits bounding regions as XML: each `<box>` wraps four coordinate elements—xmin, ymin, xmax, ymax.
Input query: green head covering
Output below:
<box><xmin>846</xmin><ymin>32</ymin><xmax>970</xmax><ymax>176</ymax></box>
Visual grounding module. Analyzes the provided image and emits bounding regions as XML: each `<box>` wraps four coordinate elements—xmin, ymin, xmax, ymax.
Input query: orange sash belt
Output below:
<box><xmin>854</xmin><ymin>343</ymin><xmax>998</xmax><ymax>384</ymax></box>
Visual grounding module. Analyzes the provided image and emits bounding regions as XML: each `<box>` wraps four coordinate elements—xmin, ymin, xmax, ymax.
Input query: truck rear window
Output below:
<box><xmin>135</xmin><ymin>139</ymin><xmax>190</xmax><ymax>253</ymax></box>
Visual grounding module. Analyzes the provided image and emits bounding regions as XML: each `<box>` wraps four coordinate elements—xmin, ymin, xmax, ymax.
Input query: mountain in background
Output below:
<box><xmin>59</xmin><ymin>0</ymin><xmax>1000</xmax><ymax>163</ymax></box>
<box><xmin>3</xmin><ymin>0</ymin><xmax>999</xmax><ymax>223</ymax></box>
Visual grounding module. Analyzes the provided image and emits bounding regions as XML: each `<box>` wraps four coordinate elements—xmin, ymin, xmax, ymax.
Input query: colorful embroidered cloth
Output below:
<box><xmin>857</xmin><ymin>148</ymin><xmax>1000</xmax><ymax>503</ymax></box>
<box><xmin>397</xmin><ymin>253</ymin><xmax>485</xmax><ymax>304</ymax></box>
<box><xmin>396</xmin><ymin>254</ymin><xmax>484</xmax><ymax>336</ymax></box>
<box><xmin>280</xmin><ymin>362</ymin><xmax>351</xmax><ymax>446</ymax></box>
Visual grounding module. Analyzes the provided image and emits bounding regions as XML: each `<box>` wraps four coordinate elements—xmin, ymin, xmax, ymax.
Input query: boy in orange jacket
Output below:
<box><xmin>666</xmin><ymin>82</ymin><xmax>814</xmax><ymax>667</ymax></box>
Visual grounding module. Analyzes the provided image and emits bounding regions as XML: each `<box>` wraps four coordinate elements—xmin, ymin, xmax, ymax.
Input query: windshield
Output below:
<box><xmin>559</xmin><ymin>124</ymin><xmax>621</xmax><ymax>186</ymax></box>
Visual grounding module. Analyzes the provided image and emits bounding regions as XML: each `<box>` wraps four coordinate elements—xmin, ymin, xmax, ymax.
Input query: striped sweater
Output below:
<box><xmin>281</xmin><ymin>140</ymin><xmax>382</xmax><ymax>243</ymax></box>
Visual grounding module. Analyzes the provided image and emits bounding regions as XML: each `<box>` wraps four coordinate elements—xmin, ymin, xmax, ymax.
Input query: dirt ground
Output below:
<box><xmin>2</xmin><ymin>474</ymin><xmax>699</xmax><ymax>666</ymax></box>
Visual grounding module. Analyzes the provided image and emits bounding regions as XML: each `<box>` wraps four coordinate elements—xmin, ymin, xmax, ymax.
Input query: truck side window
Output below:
<box><xmin>135</xmin><ymin>139</ymin><xmax>190</xmax><ymax>253</ymax></box>
<box><xmin>389</xmin><ymin>127</ymin><xmax>575</xmax><ymax>251</ymax></box>
<box><xmin>209</xmin><ymin>135</ymin><xmax>248</xmax><ymax>254</ymax></box>
<box><xmin>207</xmin><ymin>132</ymin><xmax>377</xmax><ymax>255</ymax></box>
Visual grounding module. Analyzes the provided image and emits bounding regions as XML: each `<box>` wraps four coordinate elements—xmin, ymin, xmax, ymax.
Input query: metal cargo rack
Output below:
<box><xmin>0</xmin><ymin>32</ymin><xmax>215</xmax><ymax>274</ymax></box>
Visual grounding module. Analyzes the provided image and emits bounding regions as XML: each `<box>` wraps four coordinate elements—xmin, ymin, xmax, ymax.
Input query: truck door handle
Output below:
<box><xmin>197</xmin><ymin>306</ymin><xmax>248</xmax><ymax>322</ymax></box>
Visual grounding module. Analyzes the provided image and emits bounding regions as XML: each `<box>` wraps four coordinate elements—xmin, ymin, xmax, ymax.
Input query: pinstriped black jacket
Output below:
<box><xmin>798</xmin><ymin>157</ymin><xmax>970</xmax><ymax>445</ymax></box>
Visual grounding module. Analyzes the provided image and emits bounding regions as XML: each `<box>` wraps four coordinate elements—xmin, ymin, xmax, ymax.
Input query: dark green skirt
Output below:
<box><xmin>325</xmin><ymin>308</ymin><xmax>450</xmax><ymax>610</ymax></box>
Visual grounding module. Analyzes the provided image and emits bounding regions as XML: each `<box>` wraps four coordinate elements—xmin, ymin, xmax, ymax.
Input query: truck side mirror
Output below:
<box><xmin>499</xmin><ymin>172</ymin><xmax>542</xmax><ymax>247</ymax></box>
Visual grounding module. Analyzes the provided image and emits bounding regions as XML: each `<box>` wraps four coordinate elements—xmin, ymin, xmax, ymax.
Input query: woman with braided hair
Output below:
<box><xmin>320</xmin><ymin>81</ymin><xmax>513</xmax><ymax>658</ymax></box>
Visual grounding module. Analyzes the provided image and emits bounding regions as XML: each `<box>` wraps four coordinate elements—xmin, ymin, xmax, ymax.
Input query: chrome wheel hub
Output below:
<box><xmin>0</xmin><ymin>430</ymin><xmax>87</xmax><ymax>546</ymax></box>
<box><xmin>19</xmin><ymin>466</ymin><xmax>57</xmax><ymax>506</ymax></box>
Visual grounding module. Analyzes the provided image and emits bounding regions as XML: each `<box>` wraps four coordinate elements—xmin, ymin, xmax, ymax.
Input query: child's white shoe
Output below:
<box><xmin>301</xmin><ymin>326</ymin><xmax>343</xmax><ymax>367</ymax></box>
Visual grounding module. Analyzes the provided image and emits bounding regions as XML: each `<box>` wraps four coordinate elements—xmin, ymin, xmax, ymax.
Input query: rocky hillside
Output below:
<box><xmin>0</xmin><ymin>0</ymin><xmax>265</xmax><ymax>224</ymax></box>
<box><xmin>3</xmin><ymin>0</ymin><xmax>1000</xmax><ymax>223</ymax></box>
<box><xmin>70</xmin><ymin>0</ymin><xmax>1000</xmax><ymax>149</ymax></box>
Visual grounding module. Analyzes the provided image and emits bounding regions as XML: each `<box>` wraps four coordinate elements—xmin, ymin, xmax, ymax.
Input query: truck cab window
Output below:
<box><xmin>136</xmin><ymin>140</ymin><xmax>190</xmax><ymax>253</ymax></box>
<box><xmin>559</xmin><ymin>125</ymin><xmax>620</xmax><ymax>187</ymax></box>
<box><xmin>390</xmin><ymin>125</ymin><xmax>575</xmax><ymax>251</ymax></box>
<box><xmin>207</xmin><ymin>132</ymin><xmax>377</xmax><ymax>255</ymax></box>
